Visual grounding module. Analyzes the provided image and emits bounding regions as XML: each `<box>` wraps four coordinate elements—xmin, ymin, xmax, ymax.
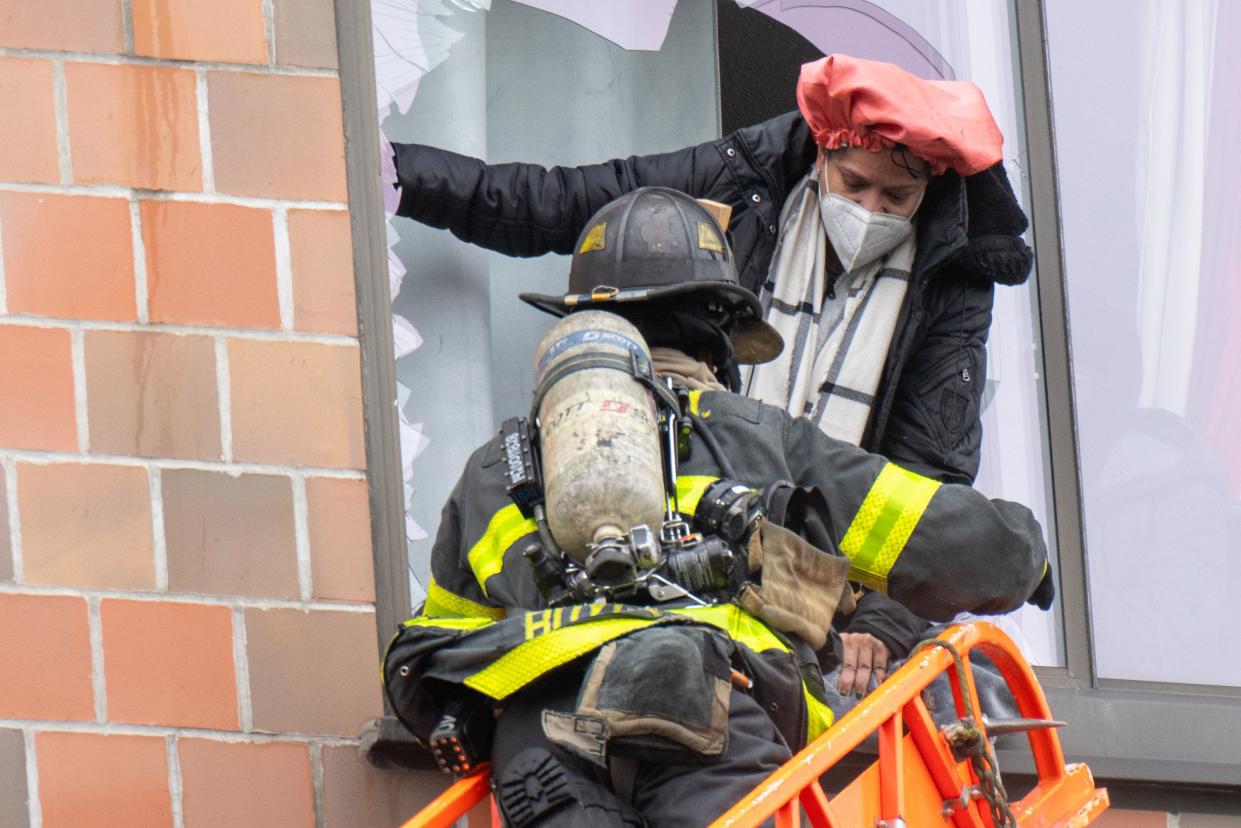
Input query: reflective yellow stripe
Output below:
<box><xmin>465</xmin><ymin>616</ymin><xmax>652</xmax><ymax>699</ymax></box>
<box><xmin>804</xmin><ymin>687</ymin><xmax>835</xmax><ymax>743</ymax></box>
<box><xmin>670</xmin><ymin>604</ymin><xmax>789</xmax><ymax>653</ymax></box>
<box><xmin>687</xmin><ymin>389</ymin><xmax>711</xmax><ymax>418</ymax></box>
<box><xmin>448</xmin><ymin>603</ymin><xmax>828</xmax><ymax>745</ymax></box>
<box><xmin>840</xmin><ymin>463</ymin><xmax>941</xmax><ymax>591</ymax></box>
<box><xmin>424</xmin><ymin>579</ymin><xmax>506</xmax><ymax>620</ymax></box>
<box><xmin>465</xmin><ymin>605</ymin><xmax>792</xmax><ymax>701</ymax></box>
<box><xmin>467</xmin><ymin>504</ymin><xmax>537</xmax><ymax>597</ymax></box>
<box><xmin>675</xmin><ymin>475</ymin><xmax>719</xmax><ymax>517</ymax></box>
<box><xmin>402</xmin><ymin>615</ymin><xmax>494</xmax><ymax>632</ymax></box>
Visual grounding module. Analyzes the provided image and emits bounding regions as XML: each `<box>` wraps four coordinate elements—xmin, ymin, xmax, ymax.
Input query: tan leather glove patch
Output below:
<box><xmin>735</xmin><ymin>517</ymin><xmax>853</xmax><ymax>649</ymax></box>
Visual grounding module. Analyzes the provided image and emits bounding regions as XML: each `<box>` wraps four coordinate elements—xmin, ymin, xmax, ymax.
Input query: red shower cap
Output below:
<box><xmin>796</xmin><ymin>54</ymin><xmax>1003</xmax><ymax>176</ymax></box>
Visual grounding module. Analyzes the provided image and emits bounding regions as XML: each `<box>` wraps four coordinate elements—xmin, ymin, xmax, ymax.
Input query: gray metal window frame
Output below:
<box><xmin>334</xmin><ymin>0</ymin><xmax>410</xmax><ymax>660</ymax></box>
<box><xmin>334</xmin><ymin>0</ymin><xmax>1241</xmax><ymax>789</ymax></box>
<box><xmin>1003</xmin><ymin>0</ymin><xmax>1241</xmax><ymax>791</ymax></box>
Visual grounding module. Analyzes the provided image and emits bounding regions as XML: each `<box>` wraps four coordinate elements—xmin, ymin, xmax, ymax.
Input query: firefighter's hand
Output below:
<box><xmin>1027</xmin><ymin>562</ymin><xmax>1055</xmax><ymax>610</ymax></box>
<box><xmin>837</xmin><ymin>633</ymin><xmax>890</xmax><ymax>697</ymax></box>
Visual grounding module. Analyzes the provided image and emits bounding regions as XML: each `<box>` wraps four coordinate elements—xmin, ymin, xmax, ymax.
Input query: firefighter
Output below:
<box><xmin>384</xmin><ymin>188</ymin><xmax>1051</xmax><ymax>827</ymax></box>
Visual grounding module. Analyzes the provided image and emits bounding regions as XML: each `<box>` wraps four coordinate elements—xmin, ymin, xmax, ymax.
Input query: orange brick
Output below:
<box><xmin>245</xmin><ymin>608</ymin><xmax>381</xmax><ymax>736</ymax></box>
<box><xmin>66</xmin><ymin>62</ymin><xmax>201</xmax><ymax>191</ymax></box>
<box><xmin>306</xmin><ymin>477</ymin><xmax>374</xmax><ymax>602</ymax></box>
<box><xmin>0</xmin><ymin>473</ymin><xmax>10</xmax><ymax>583</ymax></box>
<box><xmin>162</xmin><ymin>469</ymin><xmax>298</xmax><ymax>599</ymax></box>
<box><xmin>37</xmin><ymin>732</ymin><xmax>171</xmax><ymax>828</ymax></box>
<box><xmin>229</xmin><ymin>340</ymin><xmax>363</xmax><ymax>468</ymax></box>
<box><xmin>0</xmin><ymin>325</ymin><xmax>77</xmax><ymax>452</ymax></box>
<box><xmin>0</xmin><ymin>594</ymin><xmax>93</xmax><ymax>720</ymax></box>
<box><xmin>321</xmin><ymin>744</ymin><xmax>450</xmax><ymax>828</ymax></box>
<box><xmin>133</xmin><ymin>0</ymin><xmax>267</xmax><ymax>64</ymax></box>
<box><xmin>180</xmin><ymin>739</ymin><xmax>313</xmax><ymax>828</ymax></box>
<box><xmin>0</xmin><ymin>192</ymin><xmax>135</xmax><ymax>321</ymax></box>
<box><xmin>102</xmin><ymin>599</ymin><xmax>237</xmax><ymax>729</ymax></box>
<box><xmin>18</xmin><ymin>462</ymin><xmax>153</xmax><ymax>590</ymax></box>
<box><xmin>208</xmin><ymin>73</ymin><xmax>346</xmax><ymax>201</ymax></box>
<box><xmin>85</xmin><ymin>330</ymin><xmax>220</xmax><ymax>460</ymax></box>
<box><xmin>0</xmin><ymin>59</ymin><xmax>58</xmax><ymax>184</ymax></box>
<box><xmin>273</xmin><ymin>0</ymin><xmax>338</xmax><ymax>69</ymax></box>
<box><xmin>289</xmin><ymin>209</ymin><xmax>357</xmax><ymax>335</ymax></box>
<box><xmin>143</xmin><ymin>200</ymin><xmax>279</xmax><ymax>328</ymax></box>
<box><xmin>0</xmin><ymin>0</ymin><xmax>124</xmax><ymax>53</ymax></box>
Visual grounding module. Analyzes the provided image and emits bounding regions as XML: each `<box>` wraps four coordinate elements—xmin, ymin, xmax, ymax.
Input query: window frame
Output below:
<box><xmin>334</xmin><ymin>0</ymin><xmax>410</xmax><ymax>660</ymax></box>
<box><xmin>1012</xmin><ymin>0</ymin><xmax>1241</xmax><ymax>790</ymax></box>
<box><xmin>337</xmin><ymin>0</ymin><xmax>1241</xmax><ymax>790</ymax></box>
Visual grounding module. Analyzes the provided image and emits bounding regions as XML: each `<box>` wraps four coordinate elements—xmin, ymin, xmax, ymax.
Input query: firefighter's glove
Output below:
<box><xmin>1026</xmin><ymin>562</ymin><xmax>1055</xmax><ymax>610</ymax></box>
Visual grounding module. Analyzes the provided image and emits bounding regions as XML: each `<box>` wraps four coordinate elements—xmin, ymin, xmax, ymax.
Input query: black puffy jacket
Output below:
<box><xmin>392</xmin><ymin>111</ymin><xmax>1033</xmax><ymax>485</ymax></box>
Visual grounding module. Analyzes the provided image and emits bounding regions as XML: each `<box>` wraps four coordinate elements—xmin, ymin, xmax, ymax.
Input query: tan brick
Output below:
<box><xmin>84</xmin><ymin>330</ymin><xmax>220</xmax><ymax>460</ymax></box>
<box><xmin>102</xmin><ymin>599</ymin><xmax>237</xmax><ymax>729</ymax></box>
<box><xmin>143</xmin><ymin>200</ymin><xmax>279</xmax><ymax>329</ymax></box>
<box><xmin>0</xmin><ymin>58</ymin><xmax>58</xmax><ymax>184</ymax></box>
<box><xmin>289</xmin><ymin>209</ymin><xmax>357</xmax><ymax>335</ymax></box>
<box><xmin>180</xmin><ymin>739</ymin><xmax>313</xmax><ymax>828</ymax></box>
<box><xmin>0</xmin><ymin>325</ymin><xmax>77</xmax><ymax>452</ymax></box>
<box><xmin>273</xmin><ymin>0</ymin><xmax>338</xmax><ymax>69</ymax></box>
<box><xmin>0</xmin><ymin>192</ymin><xmax>135</xmax><ymax>322</ymax></box>
<box><xmin>229</xmin><ymin>340</ymin><xmax>364</xmax><ymax>469</ymax></box>
<box><xmin>245</xmin><ymin>607</ymin><xmax>381</xmax><ymax>736</ymax></box>
<box><xmin>0</xmin><ymin>0</ymin><xmax>124</xmax><ymax>53</ymax></box>
<box><xmin>0</xmin><ymin>594</ymin><xmax>93</xmax><ymax>721</ymax></box>
<box><xmin>132</xmin><ymin>0</ymin><xmax>266</xmax><ymax>64</ymax></box>
<box><xmin>162</xmin><ymin>469</ymin><xmax>298</xmax><ymax>599</ymax></box>
<box><xmin>208</xmin><ymin>73</ymin><xmax>346</xmax><ymax>201</ymax></box>
<box><xmin>306</xmin><ymin>477</ymin><xmax>374</xmax><ymax>602</ymax></box>
<box><xmin>18</xmin><ymin>462</ymin><xmax>153</xmax><ymax>590</ymax></box>
<box><xmin>66</xmin><ymin>62</ymin><xmax>201</xmax><ymax>192</ymax></box>
<box><xmin>37</xmin><ymin>732</ymin><xmax>171</xmax><ymax>828</ymax></box>
<box><xmin>321</xmin><ymin>744</ymin><xmax>454</xmax><ymax>828</ymax></box>
<box><xmin>0</xmin><ymin>472</ymin><xmax>10</xmax><ymax>583</ymax></box>
<box><xmin>0</xmin><ymin>729</ymin><xmax>29</xmax><ymax>828</ymax></box>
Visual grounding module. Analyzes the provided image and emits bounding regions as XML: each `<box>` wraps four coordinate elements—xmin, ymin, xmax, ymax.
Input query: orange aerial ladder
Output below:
<box><xmin>400</xmin><ymin>621</ymin><xmax>1109</xmax><ymax>827</ymax></box>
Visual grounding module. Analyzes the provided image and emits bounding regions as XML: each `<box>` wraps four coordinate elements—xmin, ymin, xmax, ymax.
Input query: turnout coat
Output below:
<box><xmin>383</xmin><ymin>388</ymin><xmax>1049</xmax><ymax>757</ymax></box>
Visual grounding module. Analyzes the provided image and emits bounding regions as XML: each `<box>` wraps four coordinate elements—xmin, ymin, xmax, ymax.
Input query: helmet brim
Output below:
<box><xmin>519</xmin><ymin>281</ymin><xmax>784</xmax><ymax>365</ymax></box>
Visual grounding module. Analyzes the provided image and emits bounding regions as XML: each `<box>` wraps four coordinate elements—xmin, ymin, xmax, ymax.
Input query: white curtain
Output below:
<box><xmin>1134</xmin><ymin>0</ymin><xmax>1219</xmax><ymax>414</ymax></box>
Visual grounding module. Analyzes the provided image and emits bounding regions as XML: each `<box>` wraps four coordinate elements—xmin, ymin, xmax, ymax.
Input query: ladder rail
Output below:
<box><xmin>710</xmin><ymin>621</ymin><xmax>1100</xmax><ymax>828</ymax></box>
<box><xmin>398</xmin><ymin>764</ymin><xmax>492</xmax><ymax>828</ymax></box>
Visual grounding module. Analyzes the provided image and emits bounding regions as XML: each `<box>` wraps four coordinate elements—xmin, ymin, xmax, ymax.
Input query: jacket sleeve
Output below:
<box><xmin>421</xmin><ymin>457</ymin><xmax>507</xmax><ymax>621</ymax></box>
<box><xmin>781</xmin><ymin>411</ymin><xmax>1047</xmax><ymax>622</ymax></box>
<box><xmin>879</xmin><ymin>277</ymin><xmax>994</xmax><ymax>485</ymax></box>
<box><xmin>391</xmin><ymin>140</ymin><xmax>731</xmax><ymax>258</ymax></box>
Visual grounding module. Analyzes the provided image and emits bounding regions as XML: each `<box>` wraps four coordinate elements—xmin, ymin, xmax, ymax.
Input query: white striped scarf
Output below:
<box><xmin>743</xmin><ymin>171</ymin><xmax>915</xmax><ymax>444</ymax></box>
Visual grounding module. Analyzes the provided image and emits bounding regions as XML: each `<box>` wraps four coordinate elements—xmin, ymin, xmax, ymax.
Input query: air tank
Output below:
<box><xmin>533</xmin><ymin>310</ymin><xmax>666</xmax><ymax>565</ymax></box>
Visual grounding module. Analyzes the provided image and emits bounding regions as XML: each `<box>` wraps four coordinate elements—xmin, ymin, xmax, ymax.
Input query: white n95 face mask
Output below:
<box><xmin>818</xmin><ymin>173</ymin><xmax>919</xmax><ymax>273</ymax></box>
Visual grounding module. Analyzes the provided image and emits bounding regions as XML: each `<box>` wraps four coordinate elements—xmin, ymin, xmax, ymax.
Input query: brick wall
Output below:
<box><xmin>0</xmin><ymin>1</ymin><xmax>443</xmax><ymax>824</ymax></box>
